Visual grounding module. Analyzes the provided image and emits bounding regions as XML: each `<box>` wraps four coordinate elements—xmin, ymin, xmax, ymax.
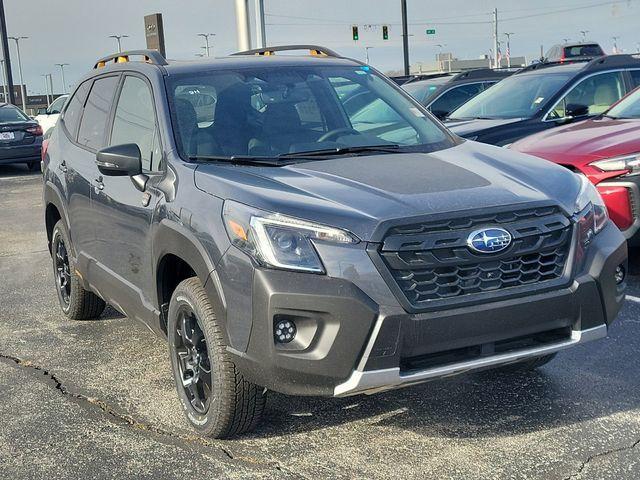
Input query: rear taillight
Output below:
<box><xmin>26</xmin><ymin>125</ymin><xmax>43</xmax><ymax>136</ymax></box>
<box><xmin>41</xmin><ymin>138</ymin><xmax>49</xmax><ymax>162</ymax></box>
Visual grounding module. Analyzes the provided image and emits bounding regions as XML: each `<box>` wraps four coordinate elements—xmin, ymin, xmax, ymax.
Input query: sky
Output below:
<box><xmin>3</xmin><ymin>0</ymin><xmax>640</xmax><ymax>95</ymax></box>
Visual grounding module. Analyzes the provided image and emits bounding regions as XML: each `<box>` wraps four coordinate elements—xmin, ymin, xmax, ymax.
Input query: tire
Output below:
<box><xmin>51</xmin><ymin>220</ymin><xmax>106</xmax><ymax>320</ymax></box>
<box><xmin>500</xmin><ymin>353</ymin><xmax>557</xmax><ymax>372</ymax></box>
<box><xmin>168</xmin><ymin>277</ymin><xmax>266</xmax><ymax>439</ymax></box>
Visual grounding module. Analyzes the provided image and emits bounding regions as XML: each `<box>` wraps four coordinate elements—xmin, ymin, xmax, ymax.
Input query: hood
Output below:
<box><xmin>194</xmin><ymin>141</ymin><xmax>581</xmax><ymax>242</ymax></box>
<box><xmin>511</xmin><ymin>117</ymin><xmax>640</xmax><ymax>166</ymax></box>
<box><xmin>445</xmin><ymin>118</ymin><xmax>524</xmax><ymax>138</ymax></box>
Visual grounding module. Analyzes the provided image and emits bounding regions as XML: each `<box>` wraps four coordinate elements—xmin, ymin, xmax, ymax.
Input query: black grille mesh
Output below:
<box><xmin>379</xmin><ymin>206</ymin><xmax>573</xmax><ymax>308</ymax></box>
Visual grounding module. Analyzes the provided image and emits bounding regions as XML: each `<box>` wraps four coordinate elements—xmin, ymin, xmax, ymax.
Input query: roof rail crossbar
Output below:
<box><xmin>232</xmin><ymin>45</ymin><xmax>340</xmax><ymax>58</ymax></box>
<box><xmin>584</xmin><ymin>53</ymin><xmax>640</xmax><ymax>71</ymax></box>
<box><xmin>94</xmin><ymin>49</ymin><xmax>168</xmax><ymax>69</ymax></box>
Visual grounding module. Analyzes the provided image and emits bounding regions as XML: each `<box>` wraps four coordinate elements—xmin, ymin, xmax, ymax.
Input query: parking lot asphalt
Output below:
<box><xmin>1</xmin><ymin>166</ymin><xmax>640</xmax><ymax>480</ymax></box>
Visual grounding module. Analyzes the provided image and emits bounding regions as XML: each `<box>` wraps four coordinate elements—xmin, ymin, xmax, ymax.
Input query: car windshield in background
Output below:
<box><xmin>0</xmin><ymin>105</ymin><xmax>29</xmax><ymax>123</ymax></box>
<box><xmin>448</xmin><ymin>73</ymin><xmax>571</xmax><ymax>120</ymax></box>
<box><xmin>606</xmin><ymin>88</ymin><xmax>640</xmax><ymax>119</ymax></box>
<box><xmin>166</xmin><ymin>65</ymin><xmax>453</xmax><ymax>161</ymax></box>
<box><xmin>403</xmin><ymin>79</ymin><xmax>448</xmax><ymax>101</ymax></box>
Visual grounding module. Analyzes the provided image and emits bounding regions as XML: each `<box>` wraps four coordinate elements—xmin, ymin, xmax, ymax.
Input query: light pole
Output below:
<box><xmin>612</xmin><ymin>36</ymin><xmax>620</xmax><ymax>54</ymax></box>
<box><xmin>503</xmin><ymin>32</ymin><xmax>514</xmax><ymax>68</ymax></box>
<box><xmin>579</xmin><ymin>30</ymin><xmax>589</xmax><ymax>42</ymax></box>
<box><xmin>8</xmin><ymin>36</ymin><xmax>27</xmax><ymax>112</ymax></box>
<box><xmin>108</xmin><ymin>34</ymin><xmax>129</xmax><ymax>53</ymax></box>
<box><xmin>41</xmin><ymin>74</ymin><xmax>51</xmax><ymax>106</ymax></box>
<box><xmin>54</xmin><ymin>63</ymin><xmax>69</xmax><ymax>94</ymax></box>
<box><xmin>197</xmin><ymin>33</ymin><xmax>216</xmax><ymax>57</ymax></box>
<box><xmin>364</xmin><ymin>46</ymin><xmax>373</xmax><ymax>64</ymax></box>
<box><xmin>562</xmin><ymin>38</ymin><xmax>571</xmax><ymax>44</ymax></box>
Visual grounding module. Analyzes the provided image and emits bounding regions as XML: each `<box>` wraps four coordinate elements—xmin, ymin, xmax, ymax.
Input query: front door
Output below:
<box><xmin>90</xmin><ymin>74</ymin><xmax>164</xmax><ymax>326</ymax></box>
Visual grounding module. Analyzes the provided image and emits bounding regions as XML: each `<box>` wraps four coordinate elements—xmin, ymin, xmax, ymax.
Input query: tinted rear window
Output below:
<box><xmin>62</xmin><ymin>80</ymin><xmax>91</xmax><ymax>139</ymax></box>
<box><xmin>564</xmin><ymin>44</ymin><xmax>604</xmax><ymax>58</ymax></box>
<box><xmin>0</xmin><ymin>105</ymin><xmax>29</xmax><ymax>122</ymax></box>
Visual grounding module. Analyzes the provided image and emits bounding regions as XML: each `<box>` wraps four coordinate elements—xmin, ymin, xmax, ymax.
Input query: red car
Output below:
<box><xmin>511</xmin><ymin>87</ymin><xmax>640</xmax><ymax>244</ymax></box>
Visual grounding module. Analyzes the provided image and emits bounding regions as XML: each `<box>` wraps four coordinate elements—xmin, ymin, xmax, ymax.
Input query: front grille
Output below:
<box><xmin>378</xmin><ymin>206</ymin><xmax>573</xmax><ymax>310</ymax></box>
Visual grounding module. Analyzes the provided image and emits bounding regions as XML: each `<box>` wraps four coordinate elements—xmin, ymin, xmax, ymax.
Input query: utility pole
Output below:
<box><xmin>197</xmin><ymin>33</ymin><xmax>215</xmax><ymax>57</ymax></box>
<box><xmin>401</xmin><ymin>0</ymin><xmax>409</xmax><ymax>75</ymax></box>
<box><xmin>492</xmin><ymin>8</ymin><xmax>499</xmax><ymax>69</ymax></box>
<box><xmin>579</xmin><ymin>30</ymin><xmax>589</xmax><ymax>42</ymax></box>
<box><xmin>612</xmin><ymin>36</ymin><xmax>620</xmax><ymax>54</ymax></box>
<box><xmin>503</xmin><ymin>32</ymin><xmax>514</xmax><ymax>68</ymax></box>
<box><xmin>47</xmin><ymin>74</ymin><xmax>53</xmax><ymax>104</ymax></box>
<box><xmin>235</xmin><ymin>0</ymin><xmax>251</xmax><ymax>51</ymax></box>
<box><xmin>9</xmin><ymin>36</ymin><xmax>27</xmax><ymax>112</ymax></box>
<box><xmin>41</xmin><ymin>74</ymin><xmax>50</xmax><ymax>106</ymax></box>
<box><xmin>0</xmin><ymin>0</ymin><xmax>14</xmax><ymax>105</ymax></box>
<box><xmin>254</xmin><ymin>0</ymin><xmax>266</xmax><ymax>48</ymax></box>
<box><xmin>108</xmin><ymin>34</ymin><xmax>129</xmax><ymax>53</ymax></box>
<box><xmin>364</xmin><ymin>46</ymin><xmax>373</xmax><ymax>64</ymax></box>
<box><xmin>54</xmin><ymin>63</ymin><xmax>68</xmax><ymax>94</ymax></box>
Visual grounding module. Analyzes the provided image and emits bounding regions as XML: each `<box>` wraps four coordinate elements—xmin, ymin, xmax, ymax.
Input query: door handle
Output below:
<box><xmin>94</xmin><ymin>176</ymin><xmax>104</xmax><ymax>191</ymax></box>
<box><xmin>59</xmin><ymin>160</ymin><xmax>67</xmax><ymax>173</ymax></box>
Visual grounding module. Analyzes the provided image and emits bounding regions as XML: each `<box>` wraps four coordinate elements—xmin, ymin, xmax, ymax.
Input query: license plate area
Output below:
<box><xmin>0</xmin><ymin>132</ymin><xmax>15</xmax><ymax>140</ymax></box>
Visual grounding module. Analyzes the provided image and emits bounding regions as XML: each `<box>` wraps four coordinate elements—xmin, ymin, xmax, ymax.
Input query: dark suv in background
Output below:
<box><xmin>446</xmin><ymin>54</ymin><xmax>640</xmax><ymax>146</ymax></box>
<box><xmin>43</xmin><ymin>46</ymin><xmax>627</xmax><ymax>438</ymax></box>
<box><xmin>0</xmin><ymin>102</ymin><xmax>43</xmax><ymax>171</ymax></box>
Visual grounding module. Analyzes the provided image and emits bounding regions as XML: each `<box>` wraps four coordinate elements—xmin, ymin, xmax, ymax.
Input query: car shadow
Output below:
<box><xmin>0</xmin><ymin>164</ymin><xmax>40</xmax><ymax>177</ymax></box>
<box><xmin>246</xmin><ymin>301</ymin><xmax>640</xmax><ymax>440</ymax></box>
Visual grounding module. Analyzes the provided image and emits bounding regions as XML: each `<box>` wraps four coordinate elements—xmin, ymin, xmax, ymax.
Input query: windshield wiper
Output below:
<box><xmin>279</xmin><ymin>144</ymin><xmax>400</xmax><ymax>158</ymax></box>
<box><xmin>189</xmin><ymin>155</ymin><xmax>284</xmax><ymax>166</ymax></box>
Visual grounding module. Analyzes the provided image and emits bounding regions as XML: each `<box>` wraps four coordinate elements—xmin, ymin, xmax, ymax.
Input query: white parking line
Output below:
<box><xmin>626</xmin><ymin>295</ymin><xmax>640</xmax><ymax>303</ymax></box>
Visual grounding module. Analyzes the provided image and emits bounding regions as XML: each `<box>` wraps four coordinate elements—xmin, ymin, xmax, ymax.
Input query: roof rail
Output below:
<box><xmin>232</xmin><ymin>45</ymin><xmax>341</xmax><ymax>58</ymax></box>
<box><xmin>450</xmin><ymin>67</ymin><xmax>515</xmax><ymax>81</ymax></box>
<box><xmin>94</xmin><ymin>49</ymin><xmax>167</xmax><ymax>69</ymax></box>
<box><xmin>584</xmin><ymin>53</ymin><xmax>640</xmax><ymax>71</ymax></box>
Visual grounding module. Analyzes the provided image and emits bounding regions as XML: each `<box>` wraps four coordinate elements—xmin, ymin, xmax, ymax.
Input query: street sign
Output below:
<box><xmin>426</xmin><ymin>29</ymin><xmax>436</xmax><ymax>35</ymax></box>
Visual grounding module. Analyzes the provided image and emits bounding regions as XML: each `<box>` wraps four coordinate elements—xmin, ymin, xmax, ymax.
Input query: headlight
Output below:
<box><xmin>222</xmin><ymin>201</ymin><xmax>358</xmax><ymax>273</ymax></box>
<box><xmin>591</xmin><ymin>153</ymin><xmax>640</xmax><ymax>176</ymax></box>
<box><xmin>574</xmin><ymin>175</ymin><xmax>608</xmax><ymax>246</ymax></box>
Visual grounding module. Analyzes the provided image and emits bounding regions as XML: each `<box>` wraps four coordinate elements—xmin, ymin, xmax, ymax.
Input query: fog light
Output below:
<box><xmin>274</xmin><ymin>319</ymin><xmax>296</xmax><ymax>344</ymax></box>
<box><xmin>615</xmin><ymin>264</ymin><xmax>626</xmax><ymax>285</ymax></box>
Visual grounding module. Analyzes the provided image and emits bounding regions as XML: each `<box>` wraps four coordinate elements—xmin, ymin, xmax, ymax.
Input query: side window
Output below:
<box><xmin>430</xmin><ymin>83</ymin><xmax>485</xmax><ymax>116</ymax></box>
<box><xmin>48</xmin><ymin>95</ymin><xmax>67</xmax><ymax>115</ymax></box>
<box><xmin>110</xmin><ymin>76</ymin><xmax>159</xmax><ymax>172</ymax></box>
<box><xmin>550</xmin><ymin>72</ymin><xmax>625</xmax><ymax>118</ymax></box>
<box><xmin>61</xmin><ymin>80</ymin><xmax>91</xmax><ymax>139</ymax></box>
<box><xmin>630</xmin><ymin>70</ymin><xmax>640</xmax><ymax>89</ymax></box>
<box><xmin>77</xmin><ymin>76</ymin><xmax>119</xmax><ymax>150</ymax></box>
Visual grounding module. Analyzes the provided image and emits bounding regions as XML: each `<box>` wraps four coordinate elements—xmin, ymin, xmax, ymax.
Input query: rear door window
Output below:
<box><xmin>77</xmin><ymin>76</ymin><xmax>119</xmax><ymax>150</ymax></box>
<box><xmin>429</xmin><ymin>83</ymin><xmax>485</xmax><ymax>116</ymax></box>
<box><xmin>61</xmin><ymin>80</ymin><xmax>91</xmax><ymax>140</ymax></box>
<box><xmin>630</xmin><ymin>70</ymin><xmax>640</xmax><ymax>89</ymax></box>
<box><xmin>110</xmin><ymin>76</ymin><xmax>159</xmax><ymax>172</ymax></box>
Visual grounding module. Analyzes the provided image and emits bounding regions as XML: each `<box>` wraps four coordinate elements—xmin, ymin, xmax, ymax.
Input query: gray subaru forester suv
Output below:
<box><xmin>42</xmin><ymin>46</ymin><xmax>627</xmax><ymax>438</ymax></box>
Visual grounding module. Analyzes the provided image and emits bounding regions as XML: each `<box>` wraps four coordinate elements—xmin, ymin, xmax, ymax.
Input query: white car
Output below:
<box><xmin>34</xmin><ymin>94</ymin><xmax>68</xmax><ymax>138</ymax></box>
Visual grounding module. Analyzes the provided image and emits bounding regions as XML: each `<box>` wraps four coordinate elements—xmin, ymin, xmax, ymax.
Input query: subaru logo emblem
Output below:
<box><xmin>467</xmin><ymin>227</ymin><xmax>512</xmax><ymax>254</ymax></box>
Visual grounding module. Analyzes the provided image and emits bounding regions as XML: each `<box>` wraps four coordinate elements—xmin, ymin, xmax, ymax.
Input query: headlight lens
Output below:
<box><xmin>222</xmin><ymin>201</ymin><xmax>358</xmax><ymax>273</ymax></box>
<box><xmin>574</xmin><ymin>175</ymin><xmax>608</xmax><ymax>246</ymax></box>
<box><xmin>591</xmin><ymin>153</ymin><xmax>640</xmax><ymax>176</ymax></box>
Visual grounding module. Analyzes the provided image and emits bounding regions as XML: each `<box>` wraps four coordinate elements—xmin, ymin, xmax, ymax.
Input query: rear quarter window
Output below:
<box><xmin>61</xmin><ymin>80</ymin><xmax>91</xmax><ymax>139</ymax></box>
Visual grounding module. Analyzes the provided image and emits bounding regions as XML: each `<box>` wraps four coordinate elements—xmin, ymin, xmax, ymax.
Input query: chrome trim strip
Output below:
<box><xmin>598</xmin><ymin>181</ymin><xmax>640</xmax><ymax>240</ymax></box>
<box><xmin>334</xmin><ymin>324</ymin><xmax>607</xmax><ymax>397</ymax></box>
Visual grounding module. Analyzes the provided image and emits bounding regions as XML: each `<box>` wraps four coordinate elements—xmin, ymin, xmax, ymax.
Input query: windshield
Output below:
<box><xmin>449</xmin><ymin>73</ymin><xmax>571</xmax><ymax>120</ymax></box>
<box><xmin>403</xmin><ymin>79</ymin><xmax>448</xmax><ymax>102</ymax></box>
<box><xmin>606</xmin><ymin>88</ymin><xmax>640</xmax><ymax>119</ymax></box>
<box><xmin>166</xmin><ymin>65</ymin><xmax>453</xmax><ymax>161</ymax></box>
<box><xmin>0</xmin><ymin>105</ymin><xmax>29</xmax><ymax>123</ymax></box>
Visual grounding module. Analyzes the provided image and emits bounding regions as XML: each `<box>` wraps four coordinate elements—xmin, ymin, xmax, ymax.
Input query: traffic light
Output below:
<box><xmin>352</xmin><ymin>25</ymin><xmax>359</xmax><ymax>41</ymax></box>
<box><xmin>382</xmin><ymin>25</ymin><xmax>389</xmax><ymax>40</ymax></box>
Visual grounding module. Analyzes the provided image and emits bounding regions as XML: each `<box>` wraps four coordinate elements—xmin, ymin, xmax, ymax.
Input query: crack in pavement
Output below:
<box><xmin>563</xmin><ymin>437</ymin><xmax>640</xmax><ymax>479</ymax></box>
<box><xmin>0</xmin><ymin>352</ymin><xmax>299</xmax><ymax>477</ymax></box>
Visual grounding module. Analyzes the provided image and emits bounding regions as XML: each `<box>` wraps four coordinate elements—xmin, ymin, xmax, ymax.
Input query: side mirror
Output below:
<box><xmin>96</xmin><ymin>143</ymin><xmax>142</xmax><ymax>176</ymax></box>
<box><xmin>565</xmin><ymin>103</ymin><xmax>589</xmax><ymax>118</ymax></box>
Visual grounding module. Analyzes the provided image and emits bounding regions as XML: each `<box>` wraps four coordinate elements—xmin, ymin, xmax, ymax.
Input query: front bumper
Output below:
<box><xmin>597</xmin><ymin>178</ymin><xmax>640</xmax><ymax>245</ymax></box>
<box><xmin>222</xmin><ymin>222</ymin><xmax>626</xmax><ymax>397</ymax></box>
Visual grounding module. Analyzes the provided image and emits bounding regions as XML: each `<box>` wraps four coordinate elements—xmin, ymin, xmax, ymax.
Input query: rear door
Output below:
<box><xmin>90</xmin><ymin>73</ymin><xmax>163</xmax><ymax>324</ymax></box>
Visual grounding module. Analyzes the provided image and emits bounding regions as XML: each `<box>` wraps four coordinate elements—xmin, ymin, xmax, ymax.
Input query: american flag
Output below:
<box><xmin>497</xmin><ymin>46</ymin><xmax>502</xmax><ymax>66</ymax></box>
<box><xmin>505</xmin><ymin>43</ymin><xmax>510</xmax><ymax>62</ymax></box>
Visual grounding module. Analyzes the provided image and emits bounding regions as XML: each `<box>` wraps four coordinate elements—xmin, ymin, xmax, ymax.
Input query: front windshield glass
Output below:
<box><xmin>0</xmin><ymin>105</ymin><xmax>29</xmax><ymax>123</ymax></box>
<box><xmin>449</xmin><ymin>73</ymin><xmax>571</xmax><ymax>120</ymax></box>
<box><xmin>166</xmin><ymin>65</ymin><xmax>453</xmax><ymax>160</ymax></box>
<box><xmin>606</xmin><ymin>88</ymin><xmax>640</xmax><ymax>119</ymax></box>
